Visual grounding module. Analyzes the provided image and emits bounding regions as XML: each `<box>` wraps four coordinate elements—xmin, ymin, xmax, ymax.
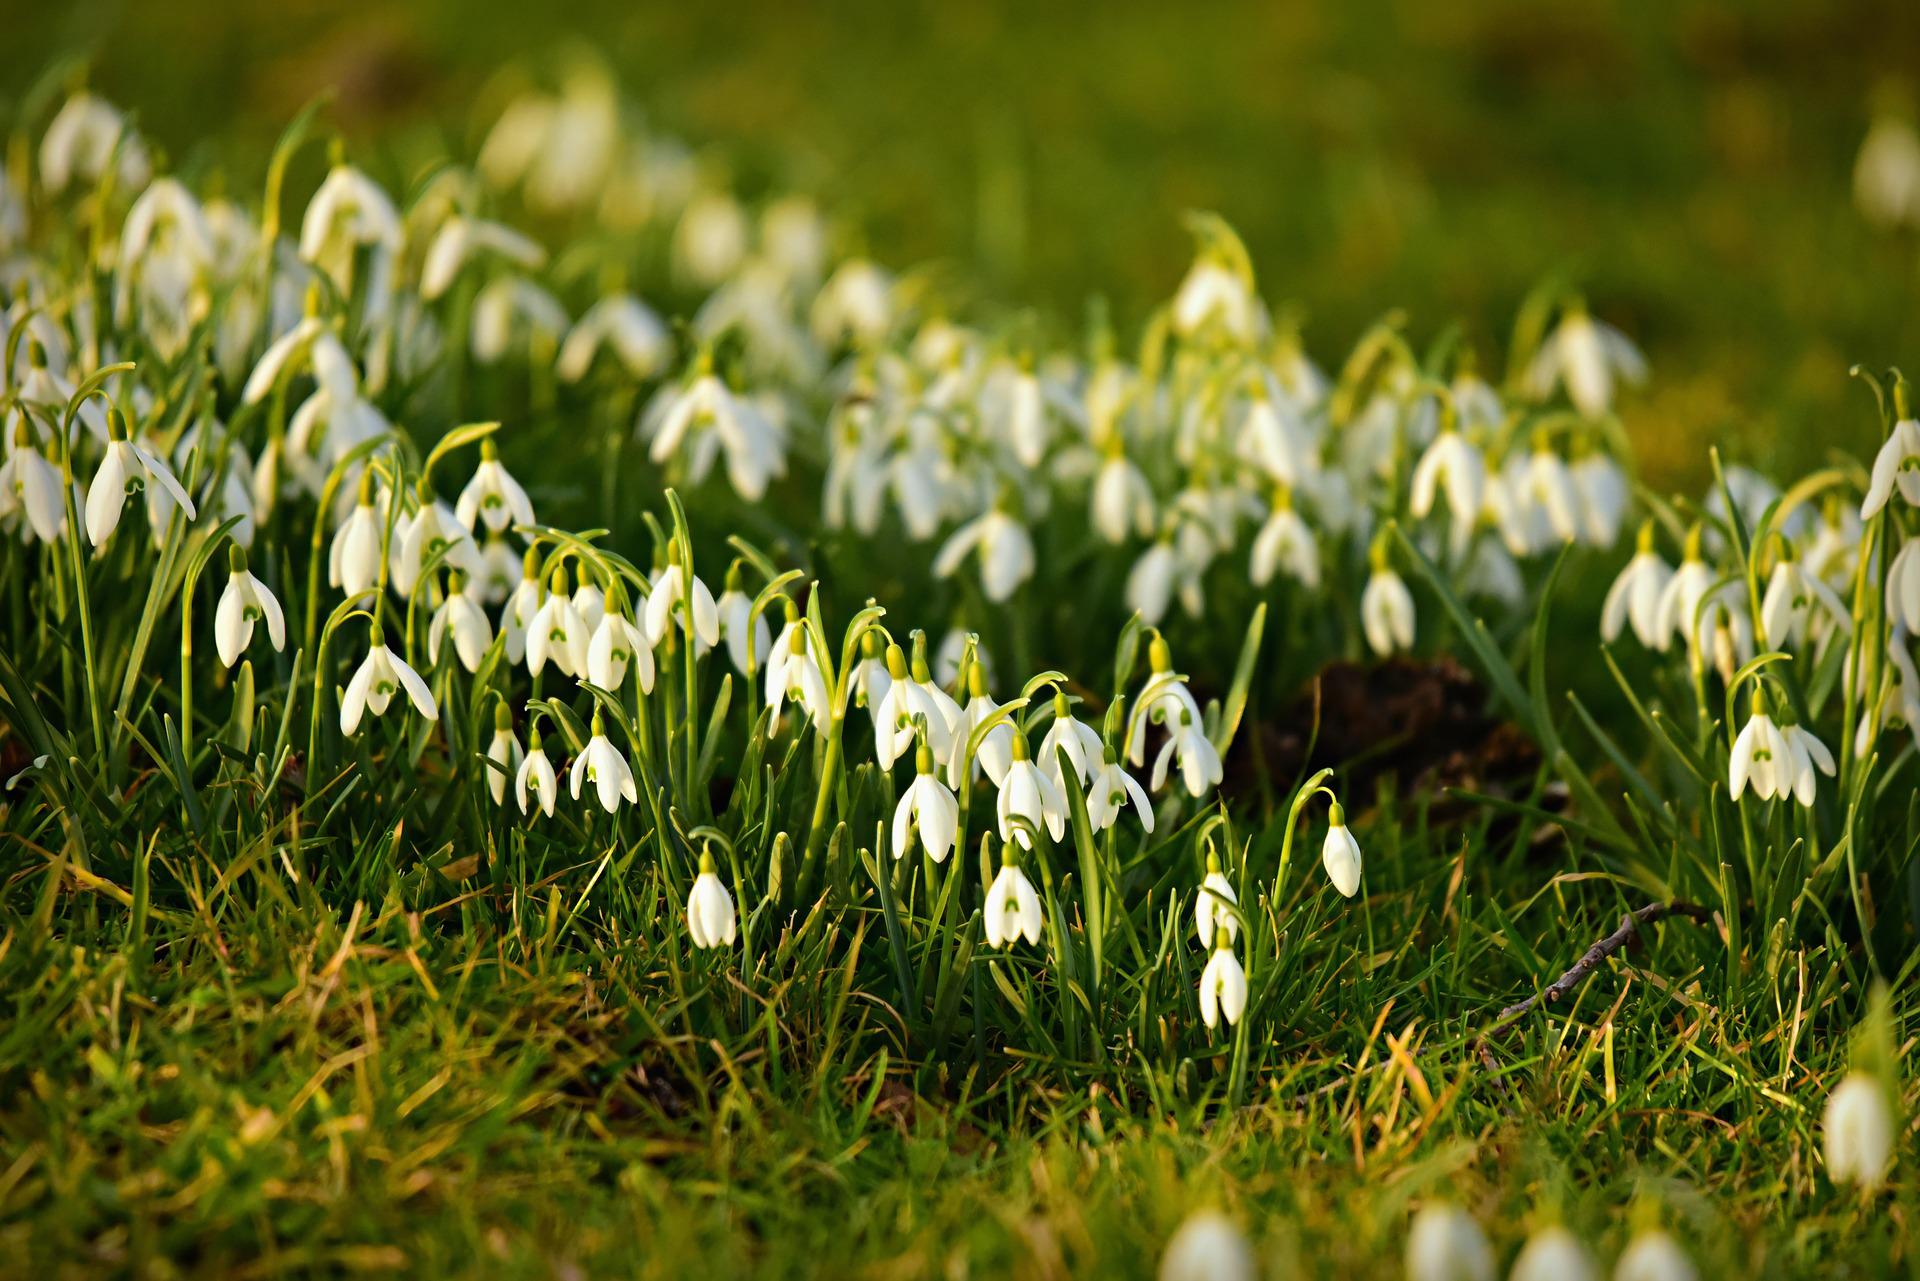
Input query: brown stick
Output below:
<box><xmin>1487</xmin><ymin>899</ymin><xmax>1713</xmax><ymax>1036</ymax></box>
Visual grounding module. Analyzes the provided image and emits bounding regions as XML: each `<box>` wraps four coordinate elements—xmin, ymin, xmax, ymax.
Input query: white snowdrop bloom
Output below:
<box><xmin>1865</xmin><ymin>417</ymin><xmax>1920</xmax><ymax>520</ymax></box>
<box><xmin>672</xmin><ymin>191</ymin><xmax>749</xmax><ymax>287</ymax></box>
<box><xmin>934</xmin><ymin>628</ymin><xmax>981</xmax><ymax>690</ymax></box>
<box><xmin>243</xmin><ymin>312</ymin><xmax>359</xmax><ymax>407</ymax></box>
<box><xmin>427</xmin><ymin>575</ymin><xmax>493</xmax><ymax>672</ymax></box>
<box><xmin>1194</xmin><ymin>854</ymin><xmax>1239</xmax><ymax>947</ymax></box>
<box><xmin>41</xmin><ymin>93</ymin><xmax>149</xmax><ymax>194</ymax></box>
<box><xmin>1157</xmin><ymin>1210</ymin><xmax>1255</xmax><ymax>1281</ymax></box>
<box><xmin>1779</xmin><ymin>722</ymin><xmax>1836</xmax><ymax>808</ymax></box>
<box><xmin>213</xmin><ymin>548</ymin><xmax>285</xmax><ymax>668</ymax></box>
<box><xmin>455</xmin><ymin>440</ymin><xmax>534</xmax><ymax>534</ymax></box>
<box><xmin>1461</xmin><ymin>536</ymin><xmax>1527</xmax><ymax>605</ymax></box>
<box><xmin>1856</xmin><ymin>632</ymin><xmax>1920</xmax><ymax>755</ymax></box>
<box><xmin>1525</xmin><ymin>444</ymin><xmax>1584</xmax><ymax>543</ymax></box>
<box><xmin>1652</xmin><ymin>533</ymin><xmax>1716</xmax><ymax>651</ymax></box>
<box><xmin>874</xmin><ymin>645</ymin><xmax>937</xmax><ymax>770</ymax></box>
<box><xmin>1571</xmin><ymin>451</ymin><xmax>1630</xmax><ymax>546</ymax></box>
<box><xmin>649</xmin><ymin>371</ymin><xmax>788</xmax><ymax>502</ymax></box>
<box><xmin>1450</xmin><ymin>369</ymin><xmax>1506</xmax><ymax>430</ymax></box>
<box><xmin>1484</xmin><ymin>455</ymin><xmax>1552</xmax><ymax>557</ymax></box>
<box><xmin>0</xmin><ymin>431</ymin><xmax>65</xmax><ymax>543</ymax></box>
<box><xmin>892</xmin><ymin>743</ymin><xmax>960</xmax><ymax>863</ymax></box>
<box><xmin>948</xmin><ymin>660</ymin><xmax>1013</xmax><ymax>785</ymax></box>
<box><xmin>86</xmin><ymin>418</ymin><xmax>196</xmax><ymax>547</ymax></box>
<box><xmin>470</xmin><ymin>276</ymin><xmax>568</xmax><ymax>364</ymax></box>
<box><xmin>499</xmin><ymin>551</ymin><xmax>544</xmax><ymax>665</ymax></box>
<box><xmin>556</xmin><ymin>293</ymin><xmax>670</xmax><ymax>382</ymax></box>
<box><xmin>1405</xmin><ymin>1203</ymin><xmax>1495</xmax><ymax>1281</ymax></box>
<box><xmin>934</xmin><ymin>506</ymin><xmax>1035</xmax><ymax>603</ymax></box>
<box><xmin>1238</xmin><ymin>386</ymin><xmax>1314</xmax><ymax>486</ymax></box>
<box><xmin>1614</xmin><ymin>1230</ymin><xmax>1696</xmax><ymax>1281</ymax></box>
<box><xmin>1762</xmin><ymin>551</ymin><xmax>1851</xmax><ymax>650</ymax></box>
<box><xmin>1602</xmin><ymin>526</ymin><xmax>1675</xmax><ymax>648</ymax></box>
<box><xmin>767</xmin><ymin>623</ymin><xmax>833</xmax><ymax>734</ymax></box>
<box><xmin>420</xmin><ymin>216</ymin><xmax>546</xmax><ymax>301</ymax></box>
<box><xmin>716</xmin><ymin>582</ymin><xmax>772</xmax><ymax>677</ymax></box>
<box><xmin>760</xmin><ymin>194</ymin><xmax>828</xmax><ymax>287</ymax></box>
<box><xmin>392</xmin><ymin>497</ymin><xmax>480</xmax><ymax>599</ymax></box>
<box><xmin>514</xmin><ymin>728</ymin><xmax>558</xmax><ymax>818</ymax></box>
<box><xmin>1698</xmin><ymin>597</ymin><xmax>1756</xmax><ymax>686</ymax></box>
<box><xmin>990</xmin><ymin>365</ymin><xmax>1053</xmax><ymax>467</ymax></box>
<box><xmin>1856</xmin><ymin>115</ymin><xmax>1920</xmax><ymax>231</ymax></box>
<box><xmin>16</xmin><ymin>346</ymin><xmax>105</xmax><ymax>440</ymax></box>
<box><xmin>1888</xmin><ymin>538</ymin><xmax>1920</xmax><ymax>634</ymax></box>
<box><xmin>1729</xmin><ymin>699</ymin><xmax>1791</xmax><ymax>802</ymax></box>
<box><xmin>1410</xmin><ymin>425</ymin><xmax>1486</xmax><ymax>546</ymax></box>
<box><xmin>1091</xmin><ymin>447</ymin><xmax>1156</xmax><ymax>544</ymax></box>
<box><xmin>1321</xmin><ymin>801</ymin><xmax>1363</xmax><ymax>897</ymax></box>
<box><xmin>643</xmin><ymin>558</ymin><xmax>722</xmax><ymax>650</ymax></box>
<box><xmin>1249</xmin><ymin>493</ymin><xmax>1319</xmax><ymax>589</ymax></box>
<box><xmin>849</xmin><ymin>631</ymin><xmax>893</xmax><ymax>720</ymax></box>
<box><xmin>812</xmin><ymin>259</ymin><xmax>895</xmax><ymax>347</ymax></box>
<box><xmin>1807</xmin><ymin>501</ymin><xmax>1864</xmax><ymax>587</ymax></box>
<box><xmin>339</xmin><ymin>634</ymin><xmax>437</xmax><ymax>735</ymax></box>
<box><xmin>1151</xmin><ymin>708</ymin><xmax>1224</xmax><ymax>799</ymax></box>
<box><xmin>1171</xmin><ymin>259</ymin><xmax>1256</xmax><ymax>345</ymax></box>
<box><xmin>527</xmin><ymin>571</ymin><xmax>589</xmax><ymax>678</ymax></box>
<box><xmin>1037</xmin><ymin>691</ymin><xmax>1104</xmax><ymax>788</ymax></box>
<box><xmin>590</xmin><ymin>608</ymin><xmax>655</xmax><ymax>694</ymax></box>
<box><xmin>984</xmin><ymin>857</ymin><xmax>1045</xmax><ymax>948</ymax></box>
<box><xmin>686</xmin><ymin>849</ymin><xmax>738</xmax><ymax>949</ymax></box>
<box><xmin>1511</xmin><ymin>1227</ymin><xmax>1597</xmax><ymax>1281</ymax></box>
<box><xmin>1198</xmin><ymin>942</ymin><xmax>1248</xmax><ymax>1030</ymax></box>
<box><xmin>484</xmin><ymin>705</ymin><xmax>523</xmax><ymax>807</ymax></box>
<box><xmin>1528</xmin><ymin>306</ymin><xmax>1646</xmax><ymax>419</ymax></box>
<box><xmin>473</xmin><ymin>536</ymin><xmax>519</xmax><ymax>606</ymax></box>
<box><xmin>570</xmin><ymin>579</ymin><xmax>607</xmax><ymax>636</ymax></box>
<box><xmin>569</xmin><ymin>717</ymin><xmax>638</xmax><ymax>814</ymax></box>
<box><xmin>1825</xmin><ymin>1072</ymin><xmax>1895</xmax><ymax>1190</ymax></box>
<box><xmin>115</xmin><ymin>178</ymin><xmax>215</xmax><ymax>326</ymax></box>
<box><xmin>1087</xmin><ymin>748</ymin><xmax>1154</xmax><ymax>834</ymax></box>
<box><xmin>1127</xmin><ymin>538</ymin><xmax>1180</xmax><ymax>625</ymax></box>
<box><xmin>1126</xmin><ymin>638</ymin><xmax>1203</xmax><ymax>768</ymax></box>
<box><xmin>997</xmin><ymin>732</ymin><xmax>1068</xmax><ymax>849</ymax></box>
<box><xmin>299</xmin><ymin>163</ymin><xmax>401</xmax><ymax>288</ymax></box>
<box><xmin>329</xmin><ymin>493</ymin><xmax>386</xmax><ymax>597</ymax></box>
<box><xmin>1361</xmin><ymin>566</ymin><xmax>1416</xmax><ymax>657</ymax></box>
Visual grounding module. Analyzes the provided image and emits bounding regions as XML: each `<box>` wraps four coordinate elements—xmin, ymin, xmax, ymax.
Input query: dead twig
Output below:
<box><xmin>1487</xmin><ymin>899</ymin><xmax>1713</xmax><ymax>1036</ymax></box>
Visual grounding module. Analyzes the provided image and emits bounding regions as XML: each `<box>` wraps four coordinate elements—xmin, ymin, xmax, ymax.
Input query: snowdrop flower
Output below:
<box><xmin>1087</xmin><ymin>746</ymin><xmax>1154</xmax><ymax>834</ymax></box>
<box><xmin>1361</xmin><ymin>550</ymin><xmax>1416</xmax><ymax>657</ymax></box>
<box><xmin>1653</xmin><ymin>527</ymin><xmax>1715</xmax><ymax>652</ymax></box>
<box><xmin>557</xmin><ymin>293</ymin><xmax>670</xmax><ymax>381</ymax></box>
<box><xmin>41</xmin><ymin>93</ymin><xmax>149</xmax><ymax>194</ymax></box>
<box><xmin>1729</xmin><ymin>692</ymin><xmax>1790</xmax><ymax>802</ymax></box>
<box><xmin>1410</xmin><ymin>420</ymin><xmax>1486</xmax><ymax>546</ymax></box>
<box><xmin>1037</xmin><ymin>690</ymin><xmax>1103</xmax><ymax>788</ymax></box>
<box><xmin>1510</xmin><ymin>1227</ymin><xmax>1596</xmax><ymax>1281</ymax></box>
<box><xmin>1091</xmin><ymin>443</ymin><xmax>1156</xmax><ymax>544</ymax></box>
<box><xmin>1525</xmin><ymin>441</ymin><xmax>1584</xmax><ymax>544</ymax></box>
<box><xmin>420</xmin><ymin>216</ymin><xmax>546</xmax><ymax>301</ymax></box>
<box><xmin>1157</xmin><ymin>1210</ymin><xmax>1255</xmax><ymax>1281</ymax></box>
<box><xmin>934</xmin><ymin>628</ymin><xmax>980</xmax><ymax>691</ymax></box>
<box><xmin>1762</xmin><ymin>547</ymin><xmax>1851</xmax><ymax>650</ymax></box>
<box><xmin>427</xmin><ymin>572</ymin><xmax>494</xmax><ymax>672</ymax></box>
<box><xmin>892</xmin><ymin>741</ymin><xmax>959</xmax><ymax>863</ymax></box>
<box><xmin>455</xmin><ymin>439</ymin><xmax>534</xmax><ymax>534</ymax></box>
<box><xmin>1861</xmin><ymin>411</ymin><xmax>1920</xmax><ymax>520</ymax></box>
<box><xmin>849</xmin><ymin>628</ymin><xmax>892</xmax><ymax>720</ymax></box>
<box><xmin>933</xmin><ymin>504</ymin><xmax>1036</xmax><ymax>602</ymax></box>
<box><xmin>1405</xmin><ymin>1203</ymin><xmax>1494</xmax><ymax>1281</ymax></box>
<box><xmin>998</xmin><ymin>731</ymin><xmax>1068</xmax><ymax>849</ymax></box>
<box><xmin>1321</xmin><ymin>800</ymin><xmax>1363</xmax><ymax>897</ymax></box>
<box><xmin>1194</xmin><ymin>851</ymin><xmax>1239</xmax><ymax>946</ymax></box>
<box><xmin>0</xmin><ymin>425</ymin><xmax>66</xmax><ymax>542</ymax></box>
<box><xmin>1461</xmin><ymin>535</ymin><xmax>1526</xmax><ymax>605</ymax></box>
<box><xmin>1249</xmin><ymin>488</ymin><xmax>1320</xmax><ymax>589</ymax></box>
<box><xmin>1856</xmin><ymin>115</ymin><xmax>1920</xmax><ymax>231</ymax></box>
<box><xmin>948</xmin><ymin>656</ymin><xmax>1013</xmax><ymax>784</ymax></box>
<box><xmin>1825</xmin><ymin>1072</ymin><xmax>1894</xmax><ymax>1190</ymax></box>
<box><xmin>1857</xmin><ymin>631</ymin><xmax>1920</xmax><ymax>755</ymax></box>
<box><xmin>1572</xmin><ymin>450</ymin><xmax>1630</xmax><ymax>546</ymax></box>
<box><xmin>515</xmin><ymin>725</ymin><xmax>558</xmax><ymax>818</ymax></box>
<box><xmin>484</xmin><ymin>704</ymin><xmax>523</xmax><ymax>806</ymax></box>
<box><xmin>499</xmin><ymin>547</ymin><xmax>542</xmax><ymax>665</ymax></box>
<box><xmin>1126</xmin><ymin>537</ymin><xmax>1180</xmax><ymax>625</ymax></box>
<box><xmin>570</xmin><ymin>574</ymin><xmax>607</xmax><ymax>636</ymax></box>
<box><xmin>214</xmin><ymin>546</ymin><xmax>285</xmax><ymax>668</ymax></box>
<box><xmin>1614</xmin><ymin>1230</ymin><xmax>1696</xmax><ymax>1281</ymax></box>
<box><xmin>299</xmin><ymin>162</ymin><xmax>401</xmax><ymax>295</ymax></box>
<box><xmin>672</xmin><ymin>191</ymin><xmax>749</xmax><ymax>288</ymax></box>
<box><xmin>474</xmin><ymin>535</ymin><xmax>519</xmax><ymax>605</ymax></box>
<box><xmin>329</xmin><ymin>482</ymin><xmax>386</xmax><ymax>597</ymax></box>
<box><xmin>528</xmin><ymin>568</ymin><xmax>589</xmax><ymax>678</ymax></box>
<box><xmin>86</xmin><ymin>411</ymin><xmax>196</xmax><ymax>547</ymax></box>
<box><xmin>715</xmin><ymin>568</ymin><xmax>772</xmax><ymax>677</ymax></box>
<box><xmin>242</xmin><ymin>307</ymin><xmax>359</xmax><ymax>407</ymax></box>
<box><xmin>1775</xmin><ymin>723</ymin><xmax>1835</xmax><ymax>807</ymax></box>
<box><xmin>686</xmin><ymin>848</ymin><xmax>738</xmax><ymax>949</ymax></box>
<box><xmin>992</xmin><ymin>363</ymin><xmax>1053</xmax><ymax>467</ymax></box>
<box><xmin>768</xmin><ymin>621</ymin><xmax>833</xmax><ymax>734</ymax></box>
<box><xmin>1527</xmin><ymin>304</ymin><xmax>1646</xmax><ymax>419</ymax></box>
<box><xmin>470</xmin><ymin>277</ymin><xmax>569</xmax><ymax>364</ymax></box>
<box><xmin>1171</xmin><ymin>257</ymin><xmax>1255</xmax><ymax>345</ymax></box>
<box><xmin>1198</xmin><ymin>940</ymin><xmax>1248</xmax><ymax>1030</ymax></box>
<box><xmin>340</xmin><ymin>627</ymin><xmax>437</xmax><ymax>735</ymax></box>
<box><xmin>1126</xmin><ymin>634</ymin><xmax>1203</xmax><ymax>768</ymax></box>
<box><xmin>1888</xmin><ymin>538</ymin><xmax>1920</xmax><ymax>634</ymax></box>
<box><xmin>1238</xmin><ymin>382</ymin><xmax>1314</xmax><ymax>485</ymax></box>
<box><xmin>648</xmin><ymin>368</ymin><xmax>787</xmax><ymax>501</ymax></box>
<box><xmin>588</xmin><ymin>601</ymin><xmax>655</xmax><ymax>694</ymax></box>
<box><xmin>984</xmin><ymin>852</ymin><xmax>1045</xmax><ymax>948</ymax></box>
<box><xmin>1602</xmin><ymin>524</ymin><xmax>1674</xmax><ymax>648</ymax></box>
<box><xmin>569</xmin><ymin>712</ymin><xmax>637</xmax><ymax>813</ymax></box>
<box><xmin>811</xmin><ymin>259</ymin><xmax>895</xmax><ymax>347</ymax></box>
<box><xmin>643</xmin><ymin>550</ymin><xmax>721</xmax><ymax>650</ymax></box>
<box><xmin>391</xmin><ymin>492</ymin><xmax>480</xmax><ymax>599</ymax></box>
<box><xmin>1151</xmin><ymin>706</ymin><xmax>1224</xmax><ymax>798</ymax></box>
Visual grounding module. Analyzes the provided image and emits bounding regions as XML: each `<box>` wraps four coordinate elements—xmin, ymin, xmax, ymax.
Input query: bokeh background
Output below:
<box><xmin>8</xmin><ymin>0</ymin><xmax>1920</xmax><ymax>484</ymax></box>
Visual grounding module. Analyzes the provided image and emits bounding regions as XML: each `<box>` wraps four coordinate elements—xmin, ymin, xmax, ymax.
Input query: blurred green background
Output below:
<box><xmin>9</xmin><ymin>0</ymin><xmax>1920</xmax><ymax>484</ymax></box>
